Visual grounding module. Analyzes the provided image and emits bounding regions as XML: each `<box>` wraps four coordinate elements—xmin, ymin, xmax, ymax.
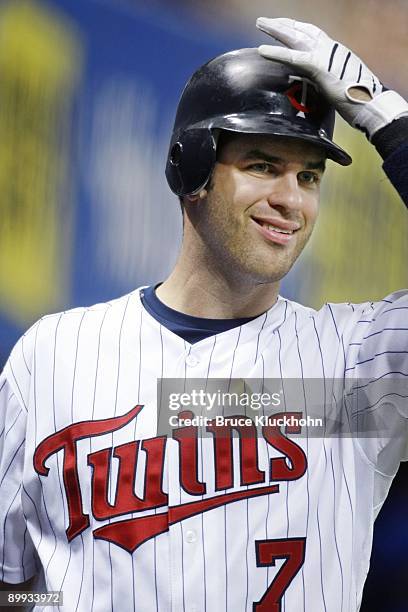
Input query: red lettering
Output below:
<box><xmin>262</xmin><ymin>412</ymin><xmax>307</xmax><ymax>481</ymax></box>
<box><xmin>33</xmin><ymin>405</ymin><xmax>143</xmax><ymax>540</ymax></box>
<box><xmin>94</xmin><ymin>484</ymin><xmax>279</xmax><ymax>553</ymax></box>
<box><xmin>207</xmin><ymin>416</ymin><xmax>264</xmax><ymax>490</ymax></box>
<box><xmin>172</xmin><ymin>410</ymin><xmax>206</xmax><ymax>495</ymax></box>
<box><xmin>254</xmin><ymin>538</ymin><xmax>306</xmax><ymax>611</ymax></box>
<box><xmin>88</xmin><ymin>436</ymin><xmax>167</xmax><ymax>519</ymax></box>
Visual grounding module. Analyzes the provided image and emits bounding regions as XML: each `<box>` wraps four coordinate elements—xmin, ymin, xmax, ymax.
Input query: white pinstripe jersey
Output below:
<box><xmin>1</xmin><ymin>287</ymin><xmax>407</xmax><ymax>612</ymax></box>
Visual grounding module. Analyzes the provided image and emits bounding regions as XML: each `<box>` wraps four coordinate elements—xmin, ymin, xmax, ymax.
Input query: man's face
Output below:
<box><xmin>188</xmin><ymin>132</ymin><xmax>326</xmax><ymax>284</ymax></box>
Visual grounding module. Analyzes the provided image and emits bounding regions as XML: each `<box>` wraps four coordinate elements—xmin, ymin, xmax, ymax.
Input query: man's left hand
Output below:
<box><xmin>256</xmin><ymin>17</ymin><xmax>408</xmax><ymax>139</ymax></box>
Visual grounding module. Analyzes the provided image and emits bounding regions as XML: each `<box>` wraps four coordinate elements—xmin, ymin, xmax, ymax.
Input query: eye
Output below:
<box><xmin>247</xmin><ymin>162</ymin><xmax>273</xmax><ymax>174</ymax></box>
<box><xmin>298</xmin><ymin>171</ymin><xmax>320</xmax><ymax>185</ymax></box>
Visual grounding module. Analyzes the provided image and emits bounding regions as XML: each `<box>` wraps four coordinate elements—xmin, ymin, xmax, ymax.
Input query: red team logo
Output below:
<box><xmin>285</xmin><ymin>78</ymin><xmax>318</xmax><ymax>115</ymax></box>
<box><xmin>33</xmin><ymin>404</ymin><xmax>308</xmax><ymax>611</ymax></box>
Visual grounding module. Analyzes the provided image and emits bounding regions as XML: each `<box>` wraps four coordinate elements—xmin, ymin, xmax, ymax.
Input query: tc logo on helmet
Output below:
<box><xmin>286</xmin><ymin>77</ymin><xmax>318</xmax><ymax>116</ymax></box>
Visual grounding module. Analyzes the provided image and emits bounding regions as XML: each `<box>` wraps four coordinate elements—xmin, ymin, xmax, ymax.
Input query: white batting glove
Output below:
<box><xmin>256</xmin><ymin>17</ymin><xmax>408</xmax><ymax>140</ymax></box>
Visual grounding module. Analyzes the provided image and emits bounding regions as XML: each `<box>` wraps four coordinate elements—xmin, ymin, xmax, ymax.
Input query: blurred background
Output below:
<box><xmin>0</xmin><ymin>0</ymin><xmax>407</xmax><ymax>608</ymax></box>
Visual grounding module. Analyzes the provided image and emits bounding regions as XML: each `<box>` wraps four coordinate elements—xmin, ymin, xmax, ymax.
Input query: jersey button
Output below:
<box><xmin>185</xmin><ymin>529</ymin><xmax>197</xmax><ymax>543</ymax></box>
<box><xmin>185</xmin><ymin>355</ymin><xmax>199</xmax><ymax>367</ymax></box>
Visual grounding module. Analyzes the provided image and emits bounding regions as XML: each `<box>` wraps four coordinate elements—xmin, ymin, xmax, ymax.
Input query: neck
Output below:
<box><xmin>156</xmin><ymin>234</ymin><xmax>280</xmax><ymax>319</ymax></box>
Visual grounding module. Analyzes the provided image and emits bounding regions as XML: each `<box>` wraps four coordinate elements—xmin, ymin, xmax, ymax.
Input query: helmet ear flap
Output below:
<box><xmin>165</xmin><ymin>128</ymin><xmax>216</xmax><ymax>196</ymax></box>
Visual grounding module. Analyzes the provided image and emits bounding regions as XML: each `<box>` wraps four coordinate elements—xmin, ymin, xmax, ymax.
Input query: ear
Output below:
<box><xmin>185</xmin><ymin>189</ymin><xmax>208</xmax><ymax>203</ymax></box>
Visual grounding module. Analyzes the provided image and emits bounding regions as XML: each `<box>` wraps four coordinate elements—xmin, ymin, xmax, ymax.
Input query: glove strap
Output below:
<box><xmin>352</xmin><ymin>90</ymin><xmax>408</xmax><ymax>140</ymax></box>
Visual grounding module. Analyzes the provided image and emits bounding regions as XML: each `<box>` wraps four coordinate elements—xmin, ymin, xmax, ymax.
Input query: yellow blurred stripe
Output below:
<box><xmin>0</xmin><ymin>0</ymin><xmax>82</xmax><ymax>323</ymax></box>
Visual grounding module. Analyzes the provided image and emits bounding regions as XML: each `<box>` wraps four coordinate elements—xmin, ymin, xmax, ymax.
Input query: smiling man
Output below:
<box><xmin>0</xmin><ymin>18</ymin><xmax>408</xmax><ymax>612</ymax></box>
<box><xmin>162</xmin><ymin>132</ymin><xmax>325</xmax><ymax>315</ymax></box>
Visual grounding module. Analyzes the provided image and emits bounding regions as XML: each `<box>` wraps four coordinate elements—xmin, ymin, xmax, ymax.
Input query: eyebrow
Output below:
<box><xmin>242</xmin><ymin>149</ymin><xmax>326</xmax><ymax>172</ymax></box>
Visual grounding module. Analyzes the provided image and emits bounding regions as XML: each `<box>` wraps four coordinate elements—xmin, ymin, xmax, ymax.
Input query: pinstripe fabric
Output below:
<box><xmin>0</xmin><ymin>288</ymin><xmax>407</xmax><ymax>611</ymax></box>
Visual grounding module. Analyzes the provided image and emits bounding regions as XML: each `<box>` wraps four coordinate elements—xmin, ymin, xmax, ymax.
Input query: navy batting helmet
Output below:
<box><xmin>165</xmin><ymin>48</ymin><xmax>352</xmax><ymax>196</ymax></box>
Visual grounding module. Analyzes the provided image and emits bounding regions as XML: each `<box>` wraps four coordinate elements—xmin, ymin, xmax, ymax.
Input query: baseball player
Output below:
<box><xmin>1</xmin><ymin>17</ymin><xmax>408</xmax><ymax>612</ymax></box>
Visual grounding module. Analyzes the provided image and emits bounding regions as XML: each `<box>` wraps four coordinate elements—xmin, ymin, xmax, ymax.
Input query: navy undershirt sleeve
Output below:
<box><xmin>382</xmin><ymin>142</ymin><xmax>408</xmax><ymax>208</ymax></box>
<box><xmin>372</xmin><ymin>116</ymin><xmax>408</xmax><ymax>207</ymax></box>
<box><xmin>140</xmin><ymin>285</ymin><xmax>258</xmax><ymax>344</ymax></box>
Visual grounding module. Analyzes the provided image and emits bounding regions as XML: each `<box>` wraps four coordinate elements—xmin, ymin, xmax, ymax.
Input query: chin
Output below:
<box><xmin>244</xmin><ymin>254</ymin><xmax>299</xmax><ymax>284</ymax></box>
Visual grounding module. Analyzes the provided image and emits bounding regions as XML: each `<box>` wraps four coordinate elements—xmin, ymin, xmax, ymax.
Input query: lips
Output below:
<box><xmin>251</xmin><ymin>216</ymin><xmax>301</xmax><ymax>246</ymax></box>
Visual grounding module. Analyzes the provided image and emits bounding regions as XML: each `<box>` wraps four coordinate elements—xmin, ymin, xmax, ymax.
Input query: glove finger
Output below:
<box><xmin>285</xmin><ymin>19</ymin><xmax>326</xmax><ymax>42</ymax></box>
<box><xmin>256</xmin><ymin>17</ymin><xmax>313</xmax><ymax>51</ymax></box>
<box><xmin>258</xmin><ymin>45</ymin><xmax>310</xmax><ymax>69</ymax></box>
<box><xmin>256</xmin><ymin>16</ymin><xmax>297</xmax><ymax>34</ymax></box>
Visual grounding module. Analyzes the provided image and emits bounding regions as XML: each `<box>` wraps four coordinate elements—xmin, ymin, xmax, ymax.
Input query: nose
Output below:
<box><xmin>266</xmin><ymin>172</ymin><xmax>303</xmax><ymax>211</ymax></box>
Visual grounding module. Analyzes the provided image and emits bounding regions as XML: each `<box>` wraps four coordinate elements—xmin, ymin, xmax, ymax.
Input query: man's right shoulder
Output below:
<box><xmin>2</xmin><ymin>289</ymin><xmax>143</xmax><ymax>400</ymax></box>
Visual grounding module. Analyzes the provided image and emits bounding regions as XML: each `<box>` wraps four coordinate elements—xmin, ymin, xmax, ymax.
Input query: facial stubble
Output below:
<box><xmin>195</xmin><ymin>188</ymin><xmax>316</xmax><ymax>286</ymax></box>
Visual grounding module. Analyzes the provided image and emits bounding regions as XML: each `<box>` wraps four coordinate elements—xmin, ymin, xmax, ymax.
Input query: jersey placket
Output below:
<box><xmin>167</xmin><ymin>344</ymin><xmax>212</xmax><ymax>612</ymax></box>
